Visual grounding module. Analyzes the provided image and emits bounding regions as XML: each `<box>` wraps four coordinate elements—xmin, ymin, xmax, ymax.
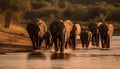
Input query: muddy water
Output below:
<box><xmin>0</xmin><ymin>36</ymin><xmax>120</xmax><ymax>69</ymax></box>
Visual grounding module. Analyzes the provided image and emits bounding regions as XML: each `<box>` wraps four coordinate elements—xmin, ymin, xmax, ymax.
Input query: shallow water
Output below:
<box><xmin>0</xmin><ymin>36</ymin><xmax>120</xmax><ymax>69</ymax></box>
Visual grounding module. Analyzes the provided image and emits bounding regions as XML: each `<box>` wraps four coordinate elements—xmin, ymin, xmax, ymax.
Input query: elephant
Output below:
<box><xmin>26</xmin><ymin>18</ymin><xmax>50</xmax><ymax>50</ymax></box>
<box><xmin>42</xmin><ymin>31</ymin><xmax>51</xmax><ymax>49</ymax></box>
<box><xmin>63</xmin><ymin>19</ymin><xmax>73</xmax><ymax>49</ymax></box>
<box><xmin>69</xmin><ymin>23</ymin><xmax>81</xmax><ymax>49</ymax></box>
<box><xmin>80</xmin><ymin>31</ymin><xmax>92</xmax><ymax>48</ymax></box>
<box><xmin>98</xmin><ymin>23</ymin><xmax>114</xmax><ymax>49</ymax></box>
<box><xmin>88</xmin><ymin>22</ymin><xmax>99</xmax><ymax>47</ymax></box>
<box><xmin>49</xmin><ymin>20</ymin><xmax>66</xmax><ymax>53</ymax></box>
<box><xmin>26</xmin><ymin>19</ymin><xmax>40</xmax><ymax>50</ymax></box>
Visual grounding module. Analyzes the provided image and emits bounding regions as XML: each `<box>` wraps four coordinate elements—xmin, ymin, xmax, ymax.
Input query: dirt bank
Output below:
<box><xmin>0</xmin><ymin>31</ymin><xmax>33</xmax><ymax>53</ymax></box>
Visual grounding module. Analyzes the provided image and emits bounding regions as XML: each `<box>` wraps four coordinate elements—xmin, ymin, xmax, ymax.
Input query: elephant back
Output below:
<box><xmin>99</xmin><ymin>23</ymin><xmax>109</xmax><ymax>36</ymax></box>
<box><xmin>88</xmin><ymin>23</ymin><xmax>98</xmax><ymax>35</ymax></box>
<box><xmin>26</xmin><ymin>21</ymin><xmax>40</xmax><ymax>34</ymax></box>
<box><xmin>80</xmin><ymin>31</ymin><xmax>89</xmax><ymax>42</ymax></box>
<box><xmin>50</xmin><ymin>20</ymin><xmax>65</xmax><ymax>35</ymax></box>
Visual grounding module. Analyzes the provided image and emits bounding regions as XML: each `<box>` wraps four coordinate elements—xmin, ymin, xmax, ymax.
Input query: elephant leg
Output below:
<box><xmin>30</xmin><ymin>36</ymin><xmax>37</xmax><ymax>50</ymax></box>
<box><xmin>72</xmin><ymin>38</ymin><xmax>76</xmax><ymax>50</ymax></box>
<box><xmin>60</xmin><ymin>35</ymin><xmax>65</xmax><ymax>53</ymax></box>
<box><xmin>86</xmin><ymin>40</ymin><xmax>90</xmax><ymax>48</ymax></box>
<box><xmin>106</xmin><ymin>35</ymin><xmax>110</xmax><ymax>49</ymax></box>
<box><xmin>82</xmin><ymin>42</ymin><xmax>85</xmax><ymax>48</ymax></box>
<box><xmin>96</xmin><ymin>33</ymin><xmax>99</xmax><ymax>47</ymax></box>
<box><xmin>92</xmin><ymin>36</ymin><xmax>95</xmax><ymax>46</ymax></box>
<box><xmin>68</xmin><ymin>39</ymin><xmax>73</xmax><ymax>49</ymax></box>
<box><xmin>54</xmin><ymin>38</ymin><xmax>59</xmax><ymax>52</ymax></box>
<box><xmin>45</xmin><ymin>39</ymin><xmax>48</xmax><ymax>48</ymax></box>
<box><xmin>35</xmin><ymin>35</ymin><xmax>40</xmax><ymax>49</ymax></box>
<box><xmin>101</xmin><ymin>36</ymin><xmax>105</xmax><ymax>48</ymax></box>
<box><xmin>47</xmin><ymin>38</ymin><xmax>51</xmax><ymax>49</ymax></box>
<box><xmin>60</xmin><ymin>42</ymin><xmax>64</xmax><ymax>53</ymax></box>
<box><xmin>65</xmin><ymin>41</ymin><xmax>68</xmax><ymax>49</ymax></box>
<box><xmin>45</xmin><ymin>38</ymin><xmax>50</xmax><ymax>49</ymax></box>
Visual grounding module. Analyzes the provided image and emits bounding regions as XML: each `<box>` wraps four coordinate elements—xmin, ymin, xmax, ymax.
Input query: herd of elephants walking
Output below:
<box><xmin>26</xmin><ymin>18</ymin><xmax>114</xmax><ymax>53</ymax></box>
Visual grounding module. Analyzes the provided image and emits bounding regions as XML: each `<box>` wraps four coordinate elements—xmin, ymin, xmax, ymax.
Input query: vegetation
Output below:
<box><xmin>0</xmin><ymin>0</ymin><xmax>120</xmax><ymax>35</ymax></box>
<box><xmin>0</xmin><ymin>0</ymin><xmax>31</xmax><ymax>28</ymax></box>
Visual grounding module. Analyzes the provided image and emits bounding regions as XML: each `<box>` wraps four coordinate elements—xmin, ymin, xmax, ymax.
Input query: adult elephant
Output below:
<box><xmin>50</xmin><ymin>20</ymin><xmax>66</xmax><ymax>53</ymax></box>
<box><xmin>26</xmin><ymin>19</ymin><xmax>40</xmax><ymax>50</ymax></box>
<box><xmin>98</xmin><ymin>23</ymin><xmax>114</xmax><ymax>49</ymax></box>
<box><xmin>88</xmin><ymin>22</ymin><xmax>99</xmax><ymax>47</ymax></box>
<box><xmin>63</xmin><ymin>19</ymin><xmax>74</xmax><ymax>49</ymax></box>
<box><xmin>26</xmin><ymin>18</ymin><xmax>49</xmax><ymax>50</ymax></box>
<box><xmin>69</xmin><ymin>24</ymin><xmax>81</xmax><ymax>49</ymax></box>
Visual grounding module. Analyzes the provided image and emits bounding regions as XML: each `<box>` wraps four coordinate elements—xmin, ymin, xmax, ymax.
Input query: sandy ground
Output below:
<box><xmin>0</xmin><ymin>31</ymin><xmax>33</xmax><ymax>53</ymax></box>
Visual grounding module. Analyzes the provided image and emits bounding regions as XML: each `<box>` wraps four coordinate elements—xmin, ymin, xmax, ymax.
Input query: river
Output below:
<box><xmin>0</xmin><ymin>36</ymin><xmax>120</xmax><ymax>69</ymax></box>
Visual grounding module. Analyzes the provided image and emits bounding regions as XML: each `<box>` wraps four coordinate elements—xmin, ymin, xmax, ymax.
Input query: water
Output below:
<box><xmin>0</xmin><ymin>36</ymin><xmax>120</xmax><ymax>69</ymax></box>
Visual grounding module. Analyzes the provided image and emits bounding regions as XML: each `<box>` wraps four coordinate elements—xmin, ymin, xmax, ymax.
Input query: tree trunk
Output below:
<box><xmin>4</xmin><ymin>11</ymin><xmax>12</xmax><ymax>28</ymax></box>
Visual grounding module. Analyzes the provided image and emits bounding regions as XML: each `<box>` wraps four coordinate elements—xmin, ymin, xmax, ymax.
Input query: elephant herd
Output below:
<box><xmin>26</xmin><ymin>18</ymin><xmax>114</xmax><ymax>53</ymax></box>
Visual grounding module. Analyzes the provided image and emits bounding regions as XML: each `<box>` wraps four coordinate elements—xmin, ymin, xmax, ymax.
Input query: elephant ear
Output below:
<box><xmin>64</xmin><ymin>19</ymin><xmax>73</xmax><ymax>30</ymax></box>
<box><xmin>97</xmin><ymin>22</ymin><xmax>102</xmax><ymax>27</ymax></box>
<box><xmin>63</xmin><ymin>19</ymin><xmax>73</xmax><ymax>42</ymax></box>
<box><xmin>38</xmin><ymin>19</ymin><xmax>48</xmax><ymax>37</ymax></box>
<box><xmin>107</xmin><ymin>24</ymin><xmax>114</xmax><ymax>38</ymax></box>
<box><xmin>88</xmin><ymin>31</ymin><xmax>92</xmax><ymax>39</ymax></box>
<box><xmin>75</xmin><ymin>24</ymin><xmax>81</xmax><ymax>35</ymax></box>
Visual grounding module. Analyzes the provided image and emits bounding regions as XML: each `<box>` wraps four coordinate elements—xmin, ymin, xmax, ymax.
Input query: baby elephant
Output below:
<box><xmin>80</xmin><ymin>31</ymin><xmax>92</xmax><ymax>48</ymax></box>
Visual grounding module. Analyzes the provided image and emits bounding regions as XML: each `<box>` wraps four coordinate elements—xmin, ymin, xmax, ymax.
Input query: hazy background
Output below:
<box><xmin>0</xmin><ymin>0</ymin><xmax>120</xmax><ymax>35</ymax></box>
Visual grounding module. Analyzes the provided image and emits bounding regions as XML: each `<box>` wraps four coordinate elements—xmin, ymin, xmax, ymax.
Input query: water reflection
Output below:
<box><xmin>27</xmin><ymin>51</ymin><xmax>46</xmax><ymax>60</ymax></box>
<box><xmin>51</xmin><ymin>53</ymin><xmax>70</xmax><ymax>60</ymax></box>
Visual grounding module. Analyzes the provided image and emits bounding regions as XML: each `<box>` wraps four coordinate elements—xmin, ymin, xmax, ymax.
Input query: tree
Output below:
<box><xmin>0</xmin><ymin>0</ymin><xmax>31</xmax><ymax>28</ymax></box>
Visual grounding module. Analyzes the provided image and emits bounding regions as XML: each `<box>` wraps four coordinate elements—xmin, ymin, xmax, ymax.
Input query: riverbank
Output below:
<box><xmin>0</xmin><ymin>31</ymin><xmax>33</xmax><ymax>53</ymax></box>
<box><xmin>0</xmin><ymin>24</ymin><xmax>120</xmax><ymax>53</ymax></box>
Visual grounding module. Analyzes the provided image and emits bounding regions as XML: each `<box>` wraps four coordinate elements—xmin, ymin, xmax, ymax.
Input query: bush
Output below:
<box><xmin>31</xmin><ymin>2</ymin><xmax>52</xmax><ymax>9</ymax></box>
<box><xmin>24</xmin><ymin>8</ymin><xmax>58</xmax><ymax>20</ymax></box>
